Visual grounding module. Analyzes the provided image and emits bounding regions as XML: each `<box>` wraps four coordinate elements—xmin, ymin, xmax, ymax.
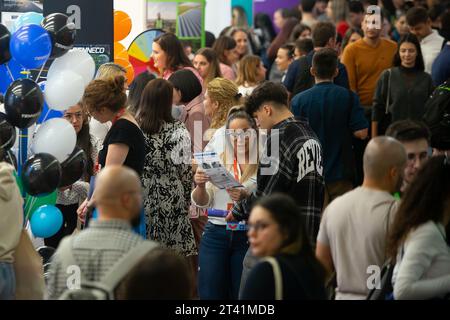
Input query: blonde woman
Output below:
<box><xmin>193</xmin><ymin>107</ymin><xmax>259</xmax><ymax>299</ymax></box>
<box><xmin>236</xmin><ymin>55</ymin><xmax>267</xmax><ymax>97</ymax></box>
<box><xmin>203</xmin><ymin>78</ymin><xmax>243</xmax><ymax>154</ymax></box>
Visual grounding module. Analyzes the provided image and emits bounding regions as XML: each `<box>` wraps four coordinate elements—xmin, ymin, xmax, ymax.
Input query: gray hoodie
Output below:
<box><xmin>0</xmin><ymin>162</ymin><xmax>24</xmax><ymax>263</ymax></box>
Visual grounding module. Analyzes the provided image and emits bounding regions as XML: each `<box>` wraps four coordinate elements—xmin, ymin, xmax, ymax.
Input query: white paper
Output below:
<box><xmin>194</xmin><ymin>151</ymin><xmax>242</xmax><ymax>189</ymax></box>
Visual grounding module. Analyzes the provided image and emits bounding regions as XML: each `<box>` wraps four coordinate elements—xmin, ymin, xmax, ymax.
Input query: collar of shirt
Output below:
<box><xmin>88</xmin><ymin>219</ymin><xmax>132</xmax><ymax>231</ymax></box>
<box><xmin>421</xmin><ymin>29</ymin><xmax>442</xmax><ymax>45</ymax></box>
<box><xmin>272</xmin><ymin>116</ymin><xmax>296</xmax><ymax>130</ymax></box>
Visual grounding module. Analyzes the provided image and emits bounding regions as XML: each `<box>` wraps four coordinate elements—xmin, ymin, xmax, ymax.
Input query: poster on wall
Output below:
<box><xmin>0</xmin><ymin>0</ymin><xmax>43</xmax><ymax>30</ymax></box>
<box><xmin>146</xmin><ymin>0</ymin><xmax>205</xmax><ymax>53</ymax></box>
<box><xmin>44</xmin><ymin>0</ymin><xmax>114</xmax><ymax>72</ymax></box>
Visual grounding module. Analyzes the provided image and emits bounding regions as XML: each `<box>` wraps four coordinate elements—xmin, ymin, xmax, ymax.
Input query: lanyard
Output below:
<box><xmin>233</xmin><ymin>158</ymin><xmax>241</xmax><ymax>182</ymax></box>
<box><xmin>112</xmin><ymin>108</ymin><xmax>126</xmax><ymax>125</ymax></box>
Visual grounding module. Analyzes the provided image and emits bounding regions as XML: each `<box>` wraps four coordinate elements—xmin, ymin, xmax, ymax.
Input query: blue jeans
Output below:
<box><xmin>0</xmin><ymin>262</ymin><xmax>15</xmax><ymax>300</ymax></box>
<box><xmin>198</xmin><ymin>222</ymin><xmax>249</xmax><ymax>300</ymax></box>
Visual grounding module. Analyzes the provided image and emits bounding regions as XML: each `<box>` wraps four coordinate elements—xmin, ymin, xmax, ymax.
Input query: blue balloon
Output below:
<box><xmin>9</xmin><ymin>24</ymin><xmax>52</xmax><ymax>70</ymax></box>
<box><xmin>0</xmin><ymin>58</ymin><xmax>26</xmax><ymax>94</ymax></box>
<box><xmin>30</xmin><ymin>205</ymin><xmax>63</xmax><ymax>238</ymax></box>
<box><xmin>12</xmin><ymin>12</ymin><xmax>44</xmax><ymax>33</ymax></box>
<box><xmin>37</xmin><ymin>83</ymin><xmax>63</xmax><ymax>124</ymax></box>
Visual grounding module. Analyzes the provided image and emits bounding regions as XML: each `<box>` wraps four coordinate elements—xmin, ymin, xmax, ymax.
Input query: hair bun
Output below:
<box><xmin>111</xmin><ymin>76</ymin><xmax>126</xmax><ymax>94</ymax></box>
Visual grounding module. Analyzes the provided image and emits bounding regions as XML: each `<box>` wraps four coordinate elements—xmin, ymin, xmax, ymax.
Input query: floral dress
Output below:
<box><xmin>141</xmin><ymin>121</ymin><xmax>197</xmax><ymax>256</ymax></box>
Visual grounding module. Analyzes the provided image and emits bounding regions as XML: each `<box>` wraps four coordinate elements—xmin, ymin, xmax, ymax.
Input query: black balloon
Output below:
<box><xmin>0</xmin><ymin>24</ymin><xmax>11</xmax><ymax>65</ymax></box>
<box><xmin>41</xmin><ymin>13</ymin><xmax>76</xmax><ymax>58</ymax></box>
<box><xmin>0</xmin><ymin>112</ymin><xmax>16</xmax><ymax>150</ymax></box>
<box><xmin>4</xmin><ymin>79</ymin><xmax>44</xmax><ymax>129</ymax></box>
<box><xmin>21</xmin><ymin>153</ymin><xmax>61</xmax><ymax>196</ymax></box>
<box><xmin>58</xmin><ymin>146</ymin><xmax>87</xmax><ymax>188</ymax></box>
<box><xmin>2</xmin><ymin>149</ymin><xmax>17</xmax><ymax>170</ymax></box>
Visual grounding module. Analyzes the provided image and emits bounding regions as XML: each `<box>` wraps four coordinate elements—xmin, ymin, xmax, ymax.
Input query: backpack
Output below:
<box><xmin>57</xmin><ymin>237</ymin><xmax>158</xmax><ymax>300</ymax></box>
<box><xmin>422</xmin><ymin>79</ymin><xmax>450</xmax><ymax>150</ymax></box>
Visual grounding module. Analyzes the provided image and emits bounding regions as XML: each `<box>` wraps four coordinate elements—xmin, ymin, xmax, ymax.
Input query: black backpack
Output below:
<box><xmin>422</xmin><ymin>79</ymin><xmax>450</xmax><ymax>150</ymax></box>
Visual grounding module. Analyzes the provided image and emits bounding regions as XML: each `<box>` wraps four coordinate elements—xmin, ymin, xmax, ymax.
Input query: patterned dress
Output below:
<box><xmin>141</xmin><ymin>121</ymin><xmax>197</xmax><ymax>256</ymax></box>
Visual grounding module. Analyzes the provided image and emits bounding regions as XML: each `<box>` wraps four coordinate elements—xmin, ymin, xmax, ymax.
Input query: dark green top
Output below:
<box><xmin>372</xmin><ymin>66</ymin><xmax>434</xmax><ymax>123</ymax></box>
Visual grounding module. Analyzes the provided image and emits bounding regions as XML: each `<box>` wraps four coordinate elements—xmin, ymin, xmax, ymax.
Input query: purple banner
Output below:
<box><xmin>253</xmin><ymin>0</ymin><xmax>300</xmax><ymax>32</ymax></box>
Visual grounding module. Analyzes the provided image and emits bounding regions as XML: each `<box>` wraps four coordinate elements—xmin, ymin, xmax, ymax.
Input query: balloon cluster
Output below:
<box><xmin>0</xmin><ymin>12</ymin><xmax>93</xmax><ymax>239</ymax></box>
<box><xmin>113</xmin><ymin>10</ymin><xmax>134</xmax><ymax>86</ymax></box>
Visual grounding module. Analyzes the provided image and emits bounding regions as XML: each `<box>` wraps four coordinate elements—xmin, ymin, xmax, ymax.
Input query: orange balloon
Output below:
<box><xmin>115</xmin><ymin>58</ymin><xmax>135</xmax><ymax>86</ymax></box>
<box><xmin>114</xmin><ymin>11</ymin><xmax>132</xmax><ymax>42</ymax></box>
<box><xmin>114</xmin><ymin>42</ymin><xmax>129</xmax><ymax>61</ymax></box>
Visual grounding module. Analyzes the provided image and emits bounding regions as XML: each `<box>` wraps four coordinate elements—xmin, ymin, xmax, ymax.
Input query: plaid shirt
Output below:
<box><xmin>232</xmin><ymin>117</ymin><xmax>325</xmax><ymax>245</ymax></box>
<box><xmin>46</xmin><ymin>220</ymin><xmax>144</xmax><ymax>299</ymax></box>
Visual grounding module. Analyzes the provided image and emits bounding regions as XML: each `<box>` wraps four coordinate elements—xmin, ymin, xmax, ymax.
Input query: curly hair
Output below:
<box><xmin>82</xmin><ymin>76</ymin><xmax>127</xmax><ymax>114</ymax></box>
<box><xmin>207</xmin><ymin>78</ymin><xmax>241</xmax><ymax>129</ymax></box>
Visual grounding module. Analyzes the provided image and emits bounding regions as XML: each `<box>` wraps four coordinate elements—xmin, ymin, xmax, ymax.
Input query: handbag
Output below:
<box><xmin>263</xmin><ymin>257</ymin><xmax>283</xmax><ymax>300</ymax></box>
<box><xmin>13</xmin><ymin>230</ymin><xmax>46</xmax><ymax>300</ymax></box>
<box><xmin>377</xmin><ymin>69</ymin><xmax>393</xmax><ymax>135</ymax></box>
<box><xmin>366</xmin><ymin>201</ymin><xmax>396</xmax><ymax>300</ymax></box>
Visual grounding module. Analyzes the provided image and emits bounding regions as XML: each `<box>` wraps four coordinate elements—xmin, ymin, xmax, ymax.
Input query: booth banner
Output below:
<box><xmin>0</xmin><ymin>0</ymin><xmax>43</xmax><ymax>30</ymax></box>
<box><xmin>254</xmin><ymin>0</ymin><xmax>299</xmax><ymax>31</ymax></box>
<box><xmin>146</xmin><ymin>0</ymin><xmax>205</xmax><ymax>52</ymax></box>
<box><xmin>231</xmin><ymin>0</ymin><xmax>253</xmax><ymax>27</ymax></box>
<box><xmin>43</xmin><ymin>0</ymin><xmax>114</xmax><ymax>69</ymax></box>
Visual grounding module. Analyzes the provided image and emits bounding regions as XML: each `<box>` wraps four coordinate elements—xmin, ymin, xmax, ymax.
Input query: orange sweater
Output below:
<box><xmin>341</xmin><ymin>38</ymin><xmax>397</xmax><ymax>107</ymax></box>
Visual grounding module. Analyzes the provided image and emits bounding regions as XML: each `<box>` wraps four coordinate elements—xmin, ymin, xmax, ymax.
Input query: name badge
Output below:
<box><xmin>226</xmin><ymin>222</ymin><xmax>248</xmax><ymax>231</ymax></box>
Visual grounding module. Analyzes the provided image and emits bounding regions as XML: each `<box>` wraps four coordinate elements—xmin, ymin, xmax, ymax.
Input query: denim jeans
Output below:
<box><xmin>0</xmin><ymin>262</ymin><xmax>16</xmax><ymax>300</ymax></box>
<box><xmin>198</xmin><ymin>222</ymin><xmax>249</xmax><ymax>300</ymax></box>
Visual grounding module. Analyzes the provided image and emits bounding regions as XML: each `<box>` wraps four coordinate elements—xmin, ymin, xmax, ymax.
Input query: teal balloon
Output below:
<box><xmin>12</xmin><ymin>12</ymin><xmax>44</xmax><ymax>33</ymax></box>
<box><xmin>30</xmin><ymin>205</ymin><xmax>63</xmax><ymax>238</ymax></box>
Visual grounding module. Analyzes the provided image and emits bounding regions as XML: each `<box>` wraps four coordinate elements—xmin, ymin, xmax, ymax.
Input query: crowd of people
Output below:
<box><xmin>1</xmin><ymin>0</ymin><xmax>450</xmax><ymax>301</ymax></box>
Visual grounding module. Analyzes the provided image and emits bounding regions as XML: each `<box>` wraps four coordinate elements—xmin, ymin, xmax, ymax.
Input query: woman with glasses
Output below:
<box><xmin>192</xmin><ymin>106</ymin><xmax>258</xmax><ymax>299</ymax></box>
<box><xmin>240</xmin><ymin>194</ymin><xmax>326</xmax><ymax>300</ymax></box>
<box><xmin>44</xmin><ymin>103</ymin><xmax>101</xmax><ymax>249</ymax></box>
<box><xmin>388</xmin><ymin>155</ymin><xmax>450</xmax><ymax>300</ymax></box>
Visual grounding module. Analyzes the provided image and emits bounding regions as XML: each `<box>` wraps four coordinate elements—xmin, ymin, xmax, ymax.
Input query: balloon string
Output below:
<box><xmin>26</xmin><ymin>197</ymin><xmax>37</xmax><ymax>221</ymax></box>
<box><xmin>5</xmin><ymin>63</ymin><xmax>14</xmax><ymax>81</ymax></box>
<box><xmin>35</xmin><ymin>64</ymin><xmax>46</xmax><ymax>82</ymax></box>
<box><xmin>41</xmin><ymin>108</ymin><xmax>51</xmax><ymax>124</ymax></box>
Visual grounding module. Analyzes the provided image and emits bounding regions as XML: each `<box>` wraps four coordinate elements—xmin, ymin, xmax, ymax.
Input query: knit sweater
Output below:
<box><xmin>0</xmin><ymin>163</ymin><xmax>24</xmax><ymax>263</ymax></box>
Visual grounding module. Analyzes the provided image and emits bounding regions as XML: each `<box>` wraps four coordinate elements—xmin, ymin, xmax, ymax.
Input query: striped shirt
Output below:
<box><xmin>46</xmin><ymin>219</ymin><xmax>144</xmax><ymax>299</ymax></box>
<box><xmin>231</xmin><ymin>117</ymin><xmax>325</xmax><ymax>246</ymax></box>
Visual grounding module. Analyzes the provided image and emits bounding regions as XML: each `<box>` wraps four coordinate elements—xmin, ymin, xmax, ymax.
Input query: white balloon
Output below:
<box><xmin>31</xmin><ymin>118</ymin><xmax>76</xmax><ymax>163</ymax></box>
<box><xmin>44</xmin><ymin>70</ymin><xmax>84</xmax><ymax>111</ymax></box>
<box><xmin>47</xmin><ymin>49</ymin><xmax>95</xmax><ymax>86</ymax></box>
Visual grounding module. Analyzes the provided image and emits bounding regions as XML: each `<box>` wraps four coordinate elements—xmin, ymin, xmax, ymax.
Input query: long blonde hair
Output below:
<box><xmin>207</xmin><ymin>78</ymin><xmax>242</xmax><ymax>129</ymax></box>
<box><xmin>235</xmin><ymin>55</ymin><xmax>262</xmax><ymax>87</ymax></box>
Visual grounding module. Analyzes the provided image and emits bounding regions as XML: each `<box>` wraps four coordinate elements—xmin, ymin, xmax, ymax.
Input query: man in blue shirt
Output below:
<box><xmin>291</xmin><ymin>48</ymin><xmax>368</xmax><ymax>207</ymax></box>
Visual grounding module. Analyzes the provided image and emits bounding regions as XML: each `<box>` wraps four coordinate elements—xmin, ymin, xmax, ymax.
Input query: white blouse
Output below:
<box><xmin>392</xmin><ymin>221</ymin><xmax>450</xmax><ymax>300</ymax></box>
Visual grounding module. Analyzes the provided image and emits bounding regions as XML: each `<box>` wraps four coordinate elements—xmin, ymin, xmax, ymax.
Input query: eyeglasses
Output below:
<box><xmin>225</xmin><ymin>128</ymin><xmax>255</xmax><ymax>138</ymax></box>
<box><xmin>247</xmin><ymin>221</ymin><xmax>271</xmax><ymax>232</ymax></box>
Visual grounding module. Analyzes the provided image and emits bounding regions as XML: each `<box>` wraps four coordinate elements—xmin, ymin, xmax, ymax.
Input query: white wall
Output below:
<box><xmin>113</xmin><ymin>0</ymin><xmax>146</xmax><ymax>49</ymax></box>
<box><xmin>205</xmin><ymin>0</ymin><xmax>231</xmax><ymax>37</ymax></box>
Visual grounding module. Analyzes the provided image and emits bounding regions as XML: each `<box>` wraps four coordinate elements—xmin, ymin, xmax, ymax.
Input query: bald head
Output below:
<box><xmin>364</xmin><ymin>137</ymin><xmax>407</xmax><ymax>181</ymax></box>
<box><xmin>95</xmin><ymin>165</ymin><xmax>142</xmax><ymax>220</ymax></box>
